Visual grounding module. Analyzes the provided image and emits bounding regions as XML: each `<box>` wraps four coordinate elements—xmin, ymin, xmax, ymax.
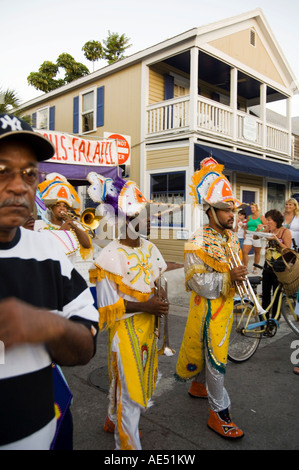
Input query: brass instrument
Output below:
<box><xmin>61</xmin><ymin>208</ymin><xmax>101</xmax><ymax>237</ymax></box>
<box><xmin>80</xmin><ymin>208</ymin><xmax>101</xmax><ymax>237</ymax></box>
<box><xmin>227</xmin><ymin>243</ymin><xmax>267</xmax><ymax>316</ymax></box>
<box><xmin>154</xmin><ymin>269</ymin><xmax>176</xmax><ymax>356</ymax></box>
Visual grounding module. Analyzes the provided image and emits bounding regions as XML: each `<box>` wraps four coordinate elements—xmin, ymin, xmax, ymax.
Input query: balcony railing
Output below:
<box><xmin>146</xmin><ymin>95</ymin><xmax>290</xmax><ymax>157</ymax></box>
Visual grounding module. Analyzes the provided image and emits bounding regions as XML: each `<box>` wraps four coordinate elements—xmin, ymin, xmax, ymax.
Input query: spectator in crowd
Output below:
<box><xmin>283</xmin><ymin>198</ymin><xmax>299</xmax><ymax>250</ymax></box>
<box><xmin>242</xmin><ymin>203</ymin><xmax>266</xmax><ymax>273</ymax></box>
<box><xmin>0</xmin><ymin>113</ymin><xmax>99</xmax><ymax>450</ymax></box>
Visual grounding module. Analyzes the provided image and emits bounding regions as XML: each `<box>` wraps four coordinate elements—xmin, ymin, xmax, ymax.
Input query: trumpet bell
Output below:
<box><xmin>158</xmin><ymin>344</ymin><xmax>176</xmax><ymax>356</ymax></box>
<box><xmin>80</xmin><ymin>208</ymin><xmax>101</xmax><ymax>231</ymax></box>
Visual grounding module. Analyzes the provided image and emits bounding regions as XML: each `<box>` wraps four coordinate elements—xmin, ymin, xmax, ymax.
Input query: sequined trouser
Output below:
<box><xmin>176</xmin><ymin>291</ymin><xmax>234</xmax><ymax>412</ymax></box>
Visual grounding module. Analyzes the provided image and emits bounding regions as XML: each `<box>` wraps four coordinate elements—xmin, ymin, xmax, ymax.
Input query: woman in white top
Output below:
<box><xmin>283</xmin><ymin>198</ymin><xmax>299</xmax><ymax>250</ymax></box>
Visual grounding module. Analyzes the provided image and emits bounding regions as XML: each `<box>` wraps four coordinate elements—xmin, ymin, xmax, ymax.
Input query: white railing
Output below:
<box><xmin>197</xmin><ymin>97</ymin><xmax>232</xmax><ymax>136</ymax></box>
<box><xmin>147</xmin><ymin>96</ymin><xmax>189</xmax><ymax>134</ymax></box>
<box><xmin>266</xmin><ymin>122</ymin><xmax>289</xmax><ymax>153</ymax></box>
<box><xmin>146</xmin><ymin>95</ymin><xmax>290</xmax><ymax>156</ymax></box>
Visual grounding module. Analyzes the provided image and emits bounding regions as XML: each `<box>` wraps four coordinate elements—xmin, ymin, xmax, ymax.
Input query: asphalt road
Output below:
<box><xmin>62</xmin><ymin>267</ymin><xmax>299</xmax><ymax>453</ymax></box>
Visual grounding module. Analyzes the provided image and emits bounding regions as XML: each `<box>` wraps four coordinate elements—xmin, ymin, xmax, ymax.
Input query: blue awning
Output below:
<box><xmin>194</xmin><ymin>144</ymin><xmax>299</xmax><ymax>182</ymax></box>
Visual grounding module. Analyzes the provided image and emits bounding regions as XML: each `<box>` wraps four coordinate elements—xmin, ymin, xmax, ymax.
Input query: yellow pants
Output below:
<box><xmin>107</xmin><ymin>313</ymin><xmax>158</xmax><ymax>449</ymax></box>
<box><xmin>176</xmin><ymin>292</ymin><xmax>234</xmax><ymax>381</ymax></box>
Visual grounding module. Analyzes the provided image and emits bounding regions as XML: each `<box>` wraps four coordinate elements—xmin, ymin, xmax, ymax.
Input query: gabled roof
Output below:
<box><xmin>18</xmin><ymin>8</ymin><xmax>298</xmax><ymax>110</ymax></box>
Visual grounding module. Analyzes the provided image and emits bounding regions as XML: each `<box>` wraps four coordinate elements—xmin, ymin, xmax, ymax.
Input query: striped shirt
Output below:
<box><xmin>0</xmin><ymin>227</ymin><xmax>98</xmax><ymax>448</ymax></box>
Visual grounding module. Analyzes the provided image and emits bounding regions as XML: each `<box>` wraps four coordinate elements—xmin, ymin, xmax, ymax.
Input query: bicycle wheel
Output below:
<box><xmin>228</xmin><ymin>300</ymin><xmax>262</xmax><ymax>363</ymax></box>
<box><xmin>281</xmin><ymin>293</ymin><xmax>299</xmax><ymax>335</ymax></box>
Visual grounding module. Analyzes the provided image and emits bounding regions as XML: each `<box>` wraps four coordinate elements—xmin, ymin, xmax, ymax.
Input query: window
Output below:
<box><xmin>36</xmin><ymin>107</ymin><xmax>49</xmax><ymax>129</ymax></box>
<box><xmin>81</xmin><ymin>89</ymin><xmax>95</xmax><ymax>133</ymax></box>
<box><xmin>73</xmin><ymin>86</ymin><xmax>104</xmax><ymax>134</ymax></box>
<box><xmin>33</xmin><ymin>106</ymin><xmax>55</xmax><ymax>130</ymax></box>
<box><xmin>267</xmin><ymin>182</ymin><xmax>286</xmax><ymax>212</ymax></box>
<box><xmin>150</xmin><ymin>171</ymin><xmax>185</xmax><ymax>227</ymax></box>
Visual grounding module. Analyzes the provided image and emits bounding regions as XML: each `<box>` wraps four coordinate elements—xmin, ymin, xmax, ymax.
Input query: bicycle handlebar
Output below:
<box><xmin>253</xmin><ymin>263</ymin><xmax>264</xmax><ymax>270</ymax></box>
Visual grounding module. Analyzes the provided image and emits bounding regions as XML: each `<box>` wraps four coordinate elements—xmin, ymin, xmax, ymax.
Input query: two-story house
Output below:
<box><xmin>17</xmin><ymin>8</ymin><xmax>299</xmax><ymax>263</ymax></box>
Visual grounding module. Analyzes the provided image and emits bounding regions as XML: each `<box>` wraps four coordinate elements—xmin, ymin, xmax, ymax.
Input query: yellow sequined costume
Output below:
<box><xmin>176</xmin><ymin>226</ymin><xmax>240</xmax><ymax>410</ymax></box>
<box><xmin>90</xmin><ymin>238</ymin><xmax>167</xmax><ymax>450</ymax></box>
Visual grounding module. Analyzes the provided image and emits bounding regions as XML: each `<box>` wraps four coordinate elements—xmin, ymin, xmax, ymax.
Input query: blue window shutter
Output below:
<box><xmin>73</xmin><ymin>96</ymin><xmax>79</xmax><ymax>134</ymax></box>
<box><xmin>32</xmin><ymin>112</ymin><xmax>37</xmax><ymax>128</ymax></box>
<box><xmin>49</xmin><ymin>106</ymin><xmax>55</xmax><ymax>130</ymax></box>
<box><xmin>96</xmin><ymin>86</ymin><xmax>104</xmax><ymax>127</ymax></box>
<box><xmin>164</xmin><ymin>75</ymin><xmax>174</xmax><ymax>100</ymax></box>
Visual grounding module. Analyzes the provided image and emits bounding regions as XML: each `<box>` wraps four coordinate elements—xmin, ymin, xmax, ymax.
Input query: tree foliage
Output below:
<box><xmin>28</xmin><ymin>32</ymin><xmax>132</xmax><ymax>93</ymax></box>
<box><xmin>0</xmin><ymin>87</ymin><xmax>30</xmax><ymax>122</ymax></box>
<box><xmin>103</xmin><ymin>31</ymin><xmax>131</xmax><ymax>64</ymax></box>
<box><xmin>82</xmin><ymin>40</ymin><xmax>103</xmax><ymax>71</ymax></box>
<box><xmin>27</xmin><ymin>54</ymin><xmax>89</xmax><ymax>93</ymax></box>
<box><xmin>0</xmin><ymin>88</ymin><xmax>20</xmax><ymax>112</ymax></box>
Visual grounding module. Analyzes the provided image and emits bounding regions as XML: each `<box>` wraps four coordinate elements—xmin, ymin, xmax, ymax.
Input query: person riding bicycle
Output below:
<box><xmin>175</xmin><ymin>157</ymin><xmax>247</xmax><ymax>440</ymax></box>
<box><xmin>261</xmin><ymin>209</ymin><xmax>292</xmax><ymax>318</ymax></box>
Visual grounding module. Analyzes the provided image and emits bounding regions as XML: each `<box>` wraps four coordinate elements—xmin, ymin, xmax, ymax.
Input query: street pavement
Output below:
<box><xmin>62</xmin><ymin>256</ymin><xmax>299</xmax><ymax>452</ymax></box>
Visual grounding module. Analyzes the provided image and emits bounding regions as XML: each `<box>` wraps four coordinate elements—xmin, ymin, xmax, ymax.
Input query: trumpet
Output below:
<box><xmin>154</xmin><ymin>268</ymin><xmax>176</xmax><ymax>356</ymax></box>
<box><xmin>227</xmin><ymin>243</ymin><xmax>267</xmax><ymax>316</ymax></box>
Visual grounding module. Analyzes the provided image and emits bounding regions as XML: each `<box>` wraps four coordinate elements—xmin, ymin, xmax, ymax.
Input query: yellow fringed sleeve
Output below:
<box><xmin>98</xmin><ymin>297</ymin><xmax>126</xmax><ymax>330</ymax></box>
<box><xmin>89</xmin><ymin>266</ymin><xmax>154</xmax><ymax>302</ymax></box>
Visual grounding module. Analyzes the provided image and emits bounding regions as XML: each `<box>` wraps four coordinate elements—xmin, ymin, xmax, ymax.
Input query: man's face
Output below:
<box><xmin>0</xmin><ymin>141</ymin><xmax>38</xmax><ymax>231</ymax></box>
<box><xmin>51</xmin><ymin>201</ymin><xmax>70</xmax><ymax>220</ymax></box>
<box><xmin>214</xmin><ymin>207</ymin><xmax>235</xmax><ymax>229</ymax></box>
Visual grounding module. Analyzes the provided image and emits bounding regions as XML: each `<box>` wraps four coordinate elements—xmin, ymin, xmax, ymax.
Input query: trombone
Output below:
<box><xmin>80</xmin><ymin>208</ymin><xmax>101</xmax><ymax>238</ymax></box>
<box><xmin>227</xmin><ymin>243</ymin><xmax>267</xmax><ymax>317</ymax></box>
<box><xmin>62</xmin><ymin>208</ymin><xmax>101</xmax><ymax>238</ymax></box>
<box><xmin>154</xmin><ymin>268</ymin><xmax>176</xmax><ymax>356</ymax></box>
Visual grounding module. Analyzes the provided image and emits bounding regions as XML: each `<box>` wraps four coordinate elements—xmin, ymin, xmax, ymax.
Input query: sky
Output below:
<box><xmin>1</xmin><ymin>0</ymin><xmax>299</xmax><ymax>116</ymax></box>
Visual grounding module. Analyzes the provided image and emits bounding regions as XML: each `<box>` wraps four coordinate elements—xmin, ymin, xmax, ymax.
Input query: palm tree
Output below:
<box><xmin>0</xmin><ymin>87</ymin><xmax>31</xmax><ymax>123</ymax></box>
<box><xmin>0</xmin><ymin>88</ymin><xmax>21</xmax><ymax>113</ymax></box>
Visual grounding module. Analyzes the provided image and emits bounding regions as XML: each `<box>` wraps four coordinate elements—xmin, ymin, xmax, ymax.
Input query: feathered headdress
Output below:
<box><xmin>190</xmin><ymin>157</ymin><xmax>242</xmax><ymax>210</ymax></box>
<box><xmin>38</xmin><ymin>173</ymin><xmax>81</xmax><ymax>214</ymax></box>
<box><xmin>87</xmin><ymin>172</ymin><xmax>147</xmax><ymax>224</ymax></box>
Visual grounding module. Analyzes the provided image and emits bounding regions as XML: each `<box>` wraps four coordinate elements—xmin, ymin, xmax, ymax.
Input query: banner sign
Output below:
<box><xmin>37</xmin><ymin>130</ymin><xmax>119</xmax><ymax>166</ymax></box>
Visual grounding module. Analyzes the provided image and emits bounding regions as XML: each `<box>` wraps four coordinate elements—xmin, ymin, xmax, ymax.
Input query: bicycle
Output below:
<box><xmin>228</xmin><ymin>265</ymin><xmax>299</xmax><ymax>363</ymax></box>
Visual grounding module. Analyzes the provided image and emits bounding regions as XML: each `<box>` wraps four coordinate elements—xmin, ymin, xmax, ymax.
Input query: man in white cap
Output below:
<box><xmin>175</xmin><ymin>157</ymin><xmax>247</xmax><ymax>439</ymax></box>
<box><xmin>87</xmin><ymin>172</ymin><xmax>169</xmax><ymax>450</ymax></box>
<box><xmin>0</xmin><ymin>113</ymin><xmax>99</xmax><ymax>449</ymax></box>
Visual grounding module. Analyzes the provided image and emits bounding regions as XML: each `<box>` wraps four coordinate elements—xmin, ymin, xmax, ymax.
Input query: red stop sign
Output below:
<box><xmin>108</xmin><ymin>133</ymin><xmax>130</xmax><ymax>165</ymax></box>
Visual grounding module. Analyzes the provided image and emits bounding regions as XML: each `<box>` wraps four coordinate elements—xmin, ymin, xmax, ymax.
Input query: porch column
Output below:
<box><xmin>287</xmin><ymin>97</ymin><xmax>292</xmax><ymax>157</ymax></box>
<box><xmin>230</xmin><ymin>67</ymin><xmax>238</xmax><ymax>141</ymax></box>
<box><xmin>260</xmin><ymin>83</ymin><xmax>267</xmax><ymax>150</ymax></box>
<box><xmin>189</xmin><ymin>47</ymin><xmax>198</xmax><ymax>132</ymax></box>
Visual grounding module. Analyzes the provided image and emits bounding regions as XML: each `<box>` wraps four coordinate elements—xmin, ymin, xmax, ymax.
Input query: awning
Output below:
<box><xmin>39</xmin><ymin>161</ymin><xmax>120</xmax><ymax>184</ymax></box>
<box><xmin>194</xmin><ymin>144</ymin><xmax>299</xmax><ymax>182</ymax></box>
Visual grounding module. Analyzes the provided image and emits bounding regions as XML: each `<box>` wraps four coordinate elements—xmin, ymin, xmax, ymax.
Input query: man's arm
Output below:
<box><xmin>125</xmin><ymin>296</ymin><xmax>169</xmax><ymax>317</ymax></box>
<box><xmin>0</xmin><ymin>297</ymin><xmax>96</xmax><ymax>366</ymax></box>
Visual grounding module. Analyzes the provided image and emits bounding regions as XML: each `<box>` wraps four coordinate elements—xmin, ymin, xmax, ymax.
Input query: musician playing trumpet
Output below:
<box><xmin>176</xmin><ymin>157</ymin><xmax>247</xmax><ymax>440</ymax></box>
<box><xmin>35</xmin><ymin>173</ymin><xmax>92</xmax><ymax>262</ymax></box>
<box><xmin>49</xmin><ymin>201</ymin><xmax>91</xmax><ymax>250</ymax></box>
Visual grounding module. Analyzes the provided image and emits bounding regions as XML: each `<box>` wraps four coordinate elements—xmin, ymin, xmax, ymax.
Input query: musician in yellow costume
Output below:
<box><xmin>87</xmin><ymin>172</ymin><xmax>169</xmax><ymax>450</ymax></box>
<box><xmin>175</xmin><ymin>157</ymin><xmax>248</xmax><ymax>439</ymax></box>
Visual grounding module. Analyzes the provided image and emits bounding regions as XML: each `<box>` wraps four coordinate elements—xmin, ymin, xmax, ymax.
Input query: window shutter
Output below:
<box><xmin>96</xmin><ymin>86</ymin><xmax>104</xmax><ymax>127</ymax></box>
<box><xmin>32</xmin><ymin>112</ymin><xmax>37</xmax><ymax>128</ymax></box>
<box><xmin>49</xmin><ymin>106</ymin><xmax>55</xmax><ymax>130</ymax></box>
<box><xmin>164</xmin><ymin>75</ymin><xmax>174</xmax><ymax>100</ymax></box>
<box><xmin>73</xmin><ymin>96</ymin><xmax>79</xmax><ymax>134</ymax></box>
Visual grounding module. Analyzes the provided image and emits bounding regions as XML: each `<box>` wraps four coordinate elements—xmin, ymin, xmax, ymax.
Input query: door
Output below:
<box><xmin>242</xmin><ymin>190</ymin><xmax>257</xmax><ymax>217</ymax></box>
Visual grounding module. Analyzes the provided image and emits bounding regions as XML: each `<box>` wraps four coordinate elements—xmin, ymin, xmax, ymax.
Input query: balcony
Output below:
<box><xmin>146</xmin><ymin>95</ymin><xmax>291</xmax><ymax>158</ymax></box>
